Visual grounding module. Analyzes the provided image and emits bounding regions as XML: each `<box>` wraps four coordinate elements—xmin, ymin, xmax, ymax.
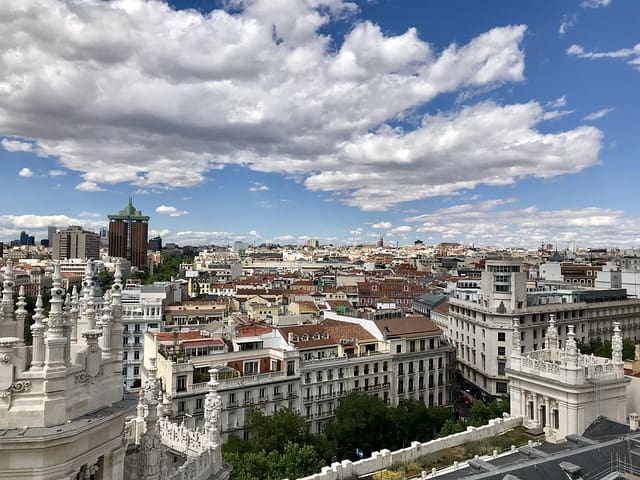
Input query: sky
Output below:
<box><xmin>1</xmin><ymin>0</ymin><xmax>639</xmax><ymax>249</ymax></box>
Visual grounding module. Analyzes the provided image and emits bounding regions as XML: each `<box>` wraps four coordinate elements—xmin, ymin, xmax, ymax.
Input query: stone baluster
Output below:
<box><xmin>30</xmin><ymin>292</ymin><xmax>46</xmax><ymax>370</ymax></box>
<box><xmin>14</xmin><ymin>286</ymin><xmax>27</xmax><ymax>344</ymax></box>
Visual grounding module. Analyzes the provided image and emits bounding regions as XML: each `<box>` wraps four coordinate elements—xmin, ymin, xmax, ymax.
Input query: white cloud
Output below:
<box><xmin>305</xmin><ymin>101</ymin><xmax>602</xmax><ymax>210</ymax></box>
<box><xmin>548</xmin><ymin>95</ymin><xmax>567</xmax><ymax>108</ymax></box>
<box><xmin>559</xmin><ymin>15</ymin><xmax>577</xmax><ymax>37</ymax></box>
<box><xmin>75</xmin><ymin>181</ymin><xmax>105</xmax><ymax>192</ymax></box>
<box><xmin>542</xmin><ymin>109</ymin><xmax>574</xmax><ymax>120</ymax></box>
<box><xmin>2</xmin><ymin>138</ymin><xmax>33</xmax><ymax>152</ymax></box>
<box><xmin>18</xmin><ymin>167</ymin><xmax>33</xmax><ymax>177</ymax></box>
<box><xmin>405</xmin><ymin>200</ymin><xmax>640</xmax><ymax>247</ymax></box>
<box><xmin>567</xmin><ymin>42</ymin><xmax>640</xmax><ymax>70</ymax></box>
<box><xmin>390</xmin><ymin>225</ymin><xmax>412</xmax><ymax>234</ymax></box>
<box><xmin>155</xmin><ymin>205</ymin><xmax>189</xmax><ymax>217</ymax></box>
<box><xmin>349</xmin><ymin>227</ymin><xmax>363</xmax><ymax>235</ymax></box>
<box><xmin>248</xmin><ymin>182</ymin><xmax>269</xmax><ymax>191</ymax></box>
<box><xmin>48</xmin><ymin>169</ymin><xmax>66</xmax><ymax>176</ymax></box>
<box><xmin>372</xmin><ymin>221</ymin><xmax>392</xmax><ymax>229</ymax></box>
<box><xmin>583</xmin><ymin>108</ymin><xmax>615</xmax><ymax>121</ymax></box>
<box><xmin>580</xmin><ymin>0</ymin><xmax>612</xmax><ymax>8</ymax></box>
<box><xmin>257</xmin><ymin>200</ymin><xmax>272</xmax><ymax>208</ymax></box>
<box><xmin>0</xmin><ymin>213</ymin><xmax>105</xmax><ymax>241</ymax></box>
<box><xmin>0</xmin><ymin>2</ymin><xmax>601</xmax><ymax>211</ymax></box>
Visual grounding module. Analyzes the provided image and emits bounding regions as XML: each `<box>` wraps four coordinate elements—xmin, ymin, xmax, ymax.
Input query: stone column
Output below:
<box><xmin>544</xmin><ymin>397</ymin><xmax>550</xmax><ymax>428</ymax></box>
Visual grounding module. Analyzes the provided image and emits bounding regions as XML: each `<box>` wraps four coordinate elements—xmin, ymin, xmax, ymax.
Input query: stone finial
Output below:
<box><xmin>565</xmin><ymin>325</ymin><xmax>578</xmax><ymax>367</ymax></box>
<box><xmin>204</xmin><ymin>367</ymin><xmax>222</xmax><ymax>447</ymax></box>
<box><xmin>546</xmin><ymin>314</ymin><xmax>558</xmax><ymax>352</ymax></box>
<box><xmin>1</xmin><ymin>260</ymin><xmax>15</xmax><ymax>323</ymax></box>
<box><xmin>15</xmin><ymin>286</ymin><xmax>27</xmax><ymax>342</ymax></box>
<box><xmin>511</xmin><ymin>317</ymin><xmax>521</xmax><ymax>357</ymax></box>
<box><xmin>70</xmin><ymin>285</ymin><xmax>79</xmax><ymax>343</ymax></box>
<box><xmin>612</xmin><ymin>321</ymin><xmax>623</xmax><ymax>364</ymax></box>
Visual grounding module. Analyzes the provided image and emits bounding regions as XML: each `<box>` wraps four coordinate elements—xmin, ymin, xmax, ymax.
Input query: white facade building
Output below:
<box><xmin>121</xmin><ymin>282</ymin><xmax>182</xmax><ymax>388</ymax></box>
<box><xmin>509</xmin><ymin>316</ymin><xmax>629</xmax><ymax>443</ymax></box>
<box><xmin>447</xmin><ymin>258</ymin><xmax>640</xmax><ymax>398</ymax></box>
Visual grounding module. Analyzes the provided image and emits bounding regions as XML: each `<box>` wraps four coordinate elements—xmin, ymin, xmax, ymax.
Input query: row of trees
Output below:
<box><xmin>578</xmin><ymin>337</ymin><xmax>636</xmax><ymax>360</ymax></box>
<box><xmin>221</xmin><ymin>393</ymin><xmax>503</xmax><ymax>479</ymax></box>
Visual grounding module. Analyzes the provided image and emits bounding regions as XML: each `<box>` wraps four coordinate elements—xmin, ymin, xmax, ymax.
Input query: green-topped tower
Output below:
<box><xmin>108</xmin><ymin>197</ymin><xmax>150</xmax><ymax>268</ymax></box>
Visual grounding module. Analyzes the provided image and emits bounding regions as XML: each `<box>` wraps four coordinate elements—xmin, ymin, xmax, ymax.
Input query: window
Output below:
<box><xmin>498</xmin><ymin>362</ymin><xmax>505</xmax><ymax>376</ymax></box>
<box><xmin>228</xmin><ymin>393</ymin><xmax>236</xmax><ymax>404</ymax></box>
<box><xmin>498</xmin><ymin>332</ymin><xmax>506</xmax><ymax>342</ymax></box>
<box><xmin>178</xmin><ymin>401</ymin><xmax>185</xmax><ymax>414</ymax></box>
<box><xmin>244</xmin><ymin>360</ymin><xmax>259</xmax><ymax>375</ymax></box>
<box><xmin>429</xmin><ymin>359</ymin><xmax>434</xmax><ymax>370</ymax></box>
<box><xmin>259</xmin><ymin>388</ymin><xmax>266</xmax><ymax>399</ymax></box>
<box><xmin>177</xmin><ymin>375</ymin><xmax>187</xmax><ymax>392</ymax></box>
<box><xmin>196</xmin><ymin>397</ymin><xmax>203</xmax><ymax>410</ymax></box>
<box><xmin>419</xmin><ymin>360</ymin><xmax>424</xmax><ymax>372</ymax></box>
<box><xmin>287</xmin><ymin>360</ymin><xmax>295</xmax><ymax>376</ymax></box>
<box><xmin>134</xmin><ymin>336</ymin><xmax>140</xmax><ymax>345</ymax></box>
<box><xmin>496</xmin><ymin>382</ymin><xmax>508</xmax><ymax>394</ymax></box>
<box><xmin>398</xmin><ymin>363</ymin><xmax>404</xmax><ymax>375</ymax></box>
<box><xmin>134</xmin><ymin>351</ymin><xmax>140</xmax><ymax>360</ymax></box>
<box><xmin>134</xmin><ymin>366</ymin><xmax>139</xmax><ymax>376</ymax></box>
<box><xmin>273</xmin><ymin>386</ymin><xmax>281</xmax><ymax>397</ymax></box>
<box><xmin>244</xmin><ymin>391</ymin><xmax>251</xmax><ymax>403</ymax></box>
<box><xmin>498</xmin><ymin>346</ymin><xmax>506</xmax><ymax>356</ymax></box>
<box><xmin>123</xmin><ymin>351</ymin><xmax>128</xmax><ymax>361</ymax></box>
<box><xmin>396</xmin><ymin>345</ymin><xmax>402</xmax><ymax>353</ymax></box>
<box><xmin>398</xmin><ymin>379</ymin><xmax>404</xmax><ymax>394</ymax></box>
<box><xmin>271</xmin><ymin>360</ymin><xmax>280</xmax><ymax>371</ymax></box>
<box><xmin>420</xmin><ymin>339</ymin><xmax>425</xmax><ymax>351</ymax></box>
<box><xmin>409</xmin><ymin>340</ymin><xmax>416</xmax><ymax>353</ymax></box>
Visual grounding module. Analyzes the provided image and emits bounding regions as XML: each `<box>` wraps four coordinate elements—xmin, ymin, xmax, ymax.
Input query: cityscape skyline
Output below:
<box><xmin>1</xmin><ymin>0</ymin><xmax>639</xmax><ymax>248</ymax></box>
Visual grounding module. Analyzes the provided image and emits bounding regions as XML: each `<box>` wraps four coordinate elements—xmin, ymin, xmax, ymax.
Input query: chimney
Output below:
<box><xmin>288</xmin><ymin>332</ymin><xmax>294</xmax><ymax>345</ymax></box>
<box><xmin>630</xmin><ymin>412</ymin><xmax>640</xmax><ymax>431</ymax></box>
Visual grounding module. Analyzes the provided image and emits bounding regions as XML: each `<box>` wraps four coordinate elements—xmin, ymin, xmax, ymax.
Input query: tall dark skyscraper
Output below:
<box><xmin>108</xmin><ymin>198</ymin><xmax>149</xmax><ymax>268</ymax></box>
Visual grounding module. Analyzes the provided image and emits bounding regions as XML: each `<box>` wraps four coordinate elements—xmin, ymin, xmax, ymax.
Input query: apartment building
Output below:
<box><xmin>121</xmin><ymin>281</ymin><xmax>182</xmax><ymax>388</ymax></box>
<box><xmin>447</xmin><ymin>258</ymin><xmax>640</xmax><ymax>399</ymax></box>
<box><xmin>146</xmin><ymin>314</ymin><xmax>454</xmax><ymax>441</ymax></box>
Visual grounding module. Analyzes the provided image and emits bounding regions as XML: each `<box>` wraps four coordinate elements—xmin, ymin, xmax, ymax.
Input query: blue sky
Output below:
<box><xmin>1</xmin><ymin>0</ymin><xmax>639</xmax><ymax>248</ymax></box>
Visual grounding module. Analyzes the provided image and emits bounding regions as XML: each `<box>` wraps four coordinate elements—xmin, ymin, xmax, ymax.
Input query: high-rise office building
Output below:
<box><xmin>47</xmin><ymin>225</ymin><xmax>57</xmax><ymax>247</ymax></box>
<box><xmin>108</xmin><ymin>198</ymin><xmax>149</xmax><ymax>268</ymax></box>
<box><xmin>52</xmin><ymin>225</ymin><xmax>100</xmax><ymax>260</ymax></box>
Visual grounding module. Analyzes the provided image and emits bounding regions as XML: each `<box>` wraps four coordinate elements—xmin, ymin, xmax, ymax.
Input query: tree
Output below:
<box><xmin>325</xmin><ymin>393</ymin><xmax>392</xmax><ymax>459</ymax></box>
<box><xmin>579</xmin><ymin>338</ymin><xmax>636</xmax><ymax>360</ymax></box>
<box><xmin>224</xmin><ymin>442</ymin><xmax>324</xmax><ymax>480</ymax></box>
<box><xmin>245</xmin><ymin>408</ymin><xmax>310</xmax><ymax>454</ymax></box>
<box><xmin>98</xmin><ymin>269</ymin><xmax>114</xmax><ymax>291</ymax></box>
